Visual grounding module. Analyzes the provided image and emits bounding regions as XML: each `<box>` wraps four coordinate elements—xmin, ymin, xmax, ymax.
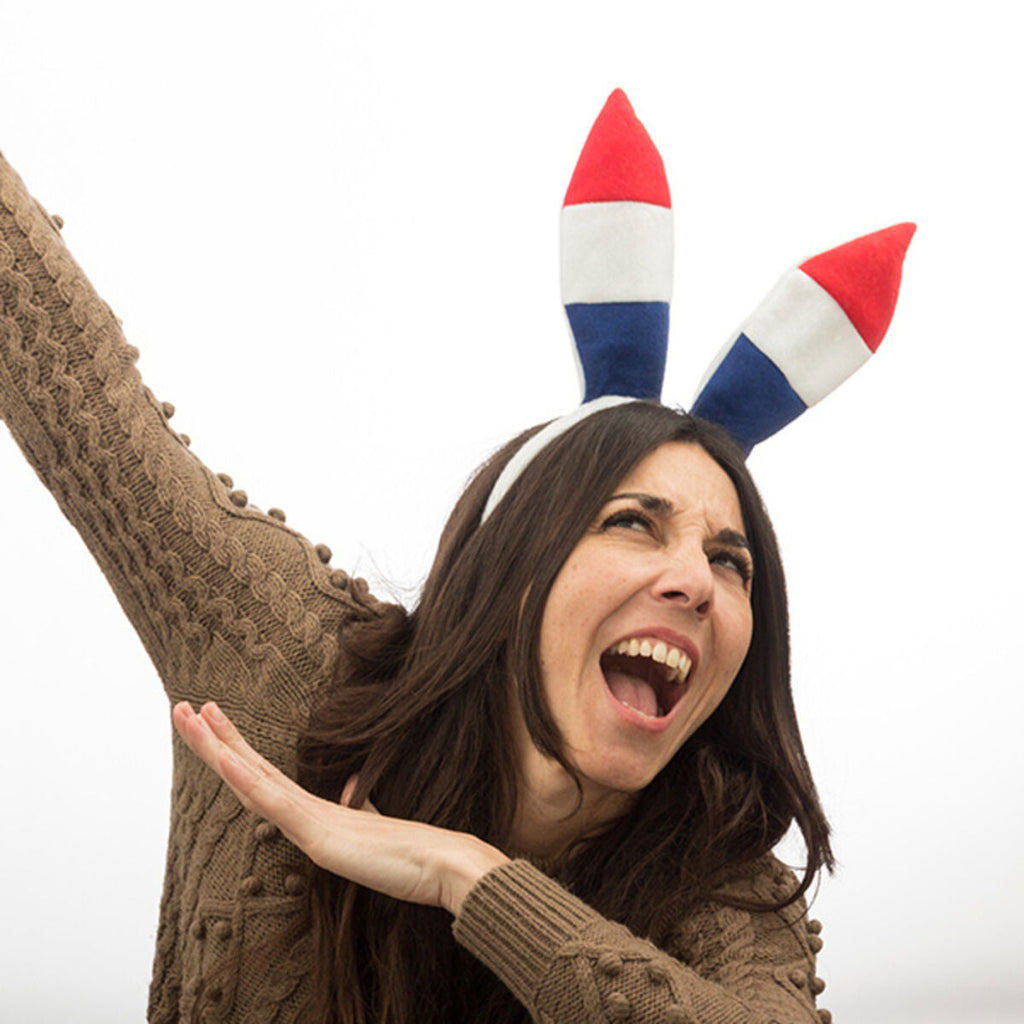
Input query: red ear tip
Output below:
<box><xmin>799</xmin><ymin>223</ymin><xmax>916</xmax><ymax>352</ymax></box>
<box><xmin>564</xmin><ymin>89</ymin><xmax>670</xmax><ymax>208</ymax></box>
<box><xmin>605</xmin><ymin>88</ymin><xmax>634</xmax><ymax>112</ymax></box>
<box><xmin>882</xmin><ymin>221</ymin><xmax>917</xmax><ymax>254</ymax></box>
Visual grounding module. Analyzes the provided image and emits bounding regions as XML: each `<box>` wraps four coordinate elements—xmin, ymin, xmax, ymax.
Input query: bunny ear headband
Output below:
<box><xmin>482</xmin><ymin>90</ymin><xmax>914</xmax><ymax>522</ymax></box>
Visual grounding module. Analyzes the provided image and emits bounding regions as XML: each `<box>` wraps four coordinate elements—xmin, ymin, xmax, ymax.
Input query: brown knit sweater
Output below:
<box><xmin>0</xmin><ymin>151</ymin><xmax>829</xmax><ymax>1024</ymax></box>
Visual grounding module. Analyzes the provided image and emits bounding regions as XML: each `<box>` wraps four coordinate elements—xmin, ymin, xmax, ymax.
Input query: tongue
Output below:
<box><xmin>605</xmin><ymin>670</ymin><xmax>659</xmax><ymax>717</ymax></box>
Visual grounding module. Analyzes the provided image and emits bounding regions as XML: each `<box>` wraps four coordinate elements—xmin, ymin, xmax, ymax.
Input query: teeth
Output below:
<box><xmin>606</xmin><ymin>637</ymin><xmax>693</xmax><ymax>684</ymax></box>
<box><xmin>663</xmin><ymin>654</ymin><xmax>692</xmax><ymax>684</ymax></box>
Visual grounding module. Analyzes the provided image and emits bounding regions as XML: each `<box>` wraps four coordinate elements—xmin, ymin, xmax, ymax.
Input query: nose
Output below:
<box><xmin>650</xmin><ymin>546</ymin><xmax>715</xmax><ymax>616</ymax></box>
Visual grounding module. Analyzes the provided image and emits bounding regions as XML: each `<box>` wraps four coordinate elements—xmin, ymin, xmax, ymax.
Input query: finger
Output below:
<box><xmin>339</xmin><ymin>774</ymin><xmax>359</xmax><ymax>807</ymax></box>
<box><xmin>172</xmin><ymin>703</ymin><xmax>257</xmax><ymax>792</ymax></box>
<box><xmin>198</xmin><ymin>702</ymin><xmax>270</xmax><ymax>777</ymax></box>
<box><xmin>172</xmin><ymin>702</ymin><xmax>339</xmax><ymax>855</ymax></box>
<box><xmin>196</xmin><ymin>703</ymin><xmax>316</xmax><ymax>814</ymax></box>
<box><xmin>173</xmin><ymin>702</ymin><xmax>226</xmax><ymax>769</ymax></box>
<box><xmin>181</xmin><ymin>703</ymin><xmax>296</xmax><ymax>801</ymax></box>
<box><xmin>340</xmin><ymin>774</ymin><xmax>382</xmax><ymax>814</ymax></box>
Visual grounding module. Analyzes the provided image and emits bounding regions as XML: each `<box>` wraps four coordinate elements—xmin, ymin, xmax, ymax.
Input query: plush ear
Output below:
<box><xmin>690</xmin><ymin>223</ymin><xmax>916</xmax><ymax>455</ymax></box>
<box><xmin>560</xmin><ymin>89</ymin><xmax>673</xmax><ymax>402</ymax></box>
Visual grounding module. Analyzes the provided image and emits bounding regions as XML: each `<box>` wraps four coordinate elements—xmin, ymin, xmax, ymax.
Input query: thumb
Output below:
<box><xmin>339</xmin><ymin>774</ymin><xmax>380</xmax><ymax>814</ymax></box>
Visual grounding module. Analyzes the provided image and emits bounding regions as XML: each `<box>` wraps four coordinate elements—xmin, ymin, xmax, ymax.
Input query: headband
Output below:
<box><xmin>482</xmin><ymin>90</ymin><xmax>914</xmax><ymax>522</ymax></box>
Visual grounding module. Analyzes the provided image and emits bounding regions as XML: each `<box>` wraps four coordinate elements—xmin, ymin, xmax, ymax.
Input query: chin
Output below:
<box><xmin>579</xmin><ymin>754</ymin><xmax>663</xmax><ymax>798</ymax></box>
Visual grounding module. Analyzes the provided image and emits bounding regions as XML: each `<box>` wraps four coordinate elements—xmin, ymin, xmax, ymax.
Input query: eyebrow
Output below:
<box><xmin>606</xmin><ymin>492</ymin><xmax>751</xmax><ymax>551</ymax></box>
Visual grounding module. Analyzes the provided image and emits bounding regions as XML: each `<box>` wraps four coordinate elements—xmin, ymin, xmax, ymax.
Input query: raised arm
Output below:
<box><xmin>0</xmin><ymin>152</ymin><xmax>378</xmax><ymax>726</ymax></box>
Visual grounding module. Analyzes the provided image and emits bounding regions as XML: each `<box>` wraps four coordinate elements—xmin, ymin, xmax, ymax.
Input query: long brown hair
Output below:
<box><xmin>295</xmin><ymin>401</ymin><xmax>833</xmax><ymax>1023</ymax></box>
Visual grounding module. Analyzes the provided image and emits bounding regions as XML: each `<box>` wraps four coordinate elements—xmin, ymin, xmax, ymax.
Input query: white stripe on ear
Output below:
<box><xmin>740</xmin><ymin>268</ymin><xmax>871</xmax><ymax>406</ymax></box>
<box><xmin>560</xmin><ymin>202</ymin><xmax>674</xmax><ymax>305</ymax></box>
<box><xmin>694</xmin><ymin>268</ymin><xmax>871</xmax><ymax>408</ymax></box>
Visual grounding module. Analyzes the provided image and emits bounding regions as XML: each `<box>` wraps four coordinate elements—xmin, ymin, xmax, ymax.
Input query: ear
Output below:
<box><xmin>691</xmin><ymin>223</ymin><xmax>916</xmax><ymax>455</ymax></box>
<box><xmin>560</xmin><ymin>89</ymin><xmax>672</xmax><ymax>403</ymax></box>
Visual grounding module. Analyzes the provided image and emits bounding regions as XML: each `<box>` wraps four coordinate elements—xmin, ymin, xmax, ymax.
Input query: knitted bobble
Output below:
<box><xmin>228</xmin><ymin>490</ymin><xmax>248</xmax><ymax>508</ymax></box>
<box><xmin>189</xmin><ymin>919</ymin><xmax>205</xmax><ymax>940</ymax></box>
<box><xmin>789</xmin><ymin>968</ymin><xmax>807</xmax><ymax>988</ymax></box>
<box><xmin>665</xmin><ymin>1008</ymin><xmax>690</xmax><ymax>1024</ymax></box>
<box><xmin>267</xmin><ymin>507</ymin><xmax>286</xmax><ymax>522</ymax></box>
<box><xmin>238</xmin><ymin>875</ymin><xmax>262</xmax><ymax>896</ymax></box>
<box><xmin>254</xmin><ymin>822</ymin><xmax>278</xmax><ymax>842</ymax></box>
<box><xmin>646</xmin><ymin>961</ymin><xmax>669</xmax><ymax>984</ymax></box>
<box><xmin>818</xmin><ymin>1010</ymin><xmax>833</xmax><ymax>1024</ymax></box>
<box><xmin>808</xmin><ymin>934</ymin><xmax>824</xmax><ymax>953</ymax></box>
<box><xmin>284</xmin><ymin>874</ymin><xmax>305</xmax><ymax>896</ymax></box>
<box><xmin>52</xmin><ymin>213</ymin><xmax>64</xmax><ymax>229</ymax></box>
<box><xmin>162</xmin><ymin>401</ymin><xmax>175</xmax><ymax>419</ymax></box>
<box><xmin>180</xmin><ymin>434</ymin><xmax>191</xmax><ymax>447</ymax></box>
<box><xmin>605</xmin><ymin>992</ymin><xmax>632</xmax><ymax>1021</ymax></box>
<box><xmin>315</xmin><ymin>543</ymin><xmax>332</xmax><ymax>564</ymax></box>
<box><xmin>329</xmin><ymin>569</ymin><xmax>350</xmax><ymax>589</ymax></box>
<box><xmin>596</xmin><ymin>952</ymin><xmax>623</xmax><ymax>977</ymax></box>
<box><xmin>213</xmin><ymin>921</ymin><xmax>233</xmax><ymax>941</ymax></box>
<box><xmin>806</xmin><ymin>919</ymin><xmax>823</xmax><ymax>934</ymax></box>
<box><xmin>217</xmin><ymin>472</ymin><xmax>233</xmax><ymax>488</ymax></box>
<box><xmin>811</xmin><ymin>976</ymin><xmax>827</xmax><ymax>996</ymax></box>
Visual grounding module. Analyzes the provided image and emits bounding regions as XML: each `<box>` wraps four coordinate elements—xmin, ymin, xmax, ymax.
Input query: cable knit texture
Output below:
<box><xmin>1</xmin><ymin>152</ymin><xmax>829</xmax><ymax>1023</ymax></box>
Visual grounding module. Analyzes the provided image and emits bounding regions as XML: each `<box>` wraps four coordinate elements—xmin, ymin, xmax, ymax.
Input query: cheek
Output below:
<box><xmin>540</xmin><ymin>557</ymin><xmax>599</xmax><ymax>645</ymax></box>
<box><xmin>721</xmin><ymin>601</ymin><xmax>754</xmax><ymax>679</ymax></box>
<box><xmin>738</xmin><ymin>606</ymin><xmax>754</xmax><ymax>660</ymax></box>
<box><xmin>537</xmin><ymin>575</ymin><xmax>582</xmax><ymax>702</ymax></box>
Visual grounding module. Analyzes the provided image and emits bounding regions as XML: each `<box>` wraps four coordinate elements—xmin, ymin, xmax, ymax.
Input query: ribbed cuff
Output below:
<box><xmin>452</xmin><ymin>859</ymin><xmax>600</xmax><ymax>1008</ymax></box>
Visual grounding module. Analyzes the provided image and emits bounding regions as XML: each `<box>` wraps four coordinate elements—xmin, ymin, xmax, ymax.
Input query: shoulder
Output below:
<box><xmin>667</xmin><ymin>853</ymin><xmax>827</xmax><ymax>1015</ymax></box>
<box><xmin>712</xmin><ymin>851</ymin><xmax>809</xmax><ymax>909</ymax></box>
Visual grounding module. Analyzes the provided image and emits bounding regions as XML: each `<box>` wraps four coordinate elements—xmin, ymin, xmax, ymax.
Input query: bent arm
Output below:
<box><xmin>0</xmin><ymin>152</ymin><xmax>377</xmax><ymax>727</ymax></box>
<box><xmin>454</xmin><ymin>858</ymin><xmax>827</xmax><ymax>1024</ymax></box>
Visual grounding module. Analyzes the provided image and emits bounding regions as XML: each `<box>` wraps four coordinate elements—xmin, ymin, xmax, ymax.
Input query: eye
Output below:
<box><xmin>709</xmin><ymin>549</ymin><xmax>753</xmax><ymax>586</ymax></box>
<box><xmin>600</xmin><ymin>509</ymin><xmax>655</xmax><ymax>535</ymax></box>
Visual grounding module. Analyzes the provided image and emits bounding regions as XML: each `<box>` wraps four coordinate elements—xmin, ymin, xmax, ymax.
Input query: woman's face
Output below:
<box><xmin>529</xmin><ymin>441</ymin><xmax>755</xmax><ymax>800</ymax></box>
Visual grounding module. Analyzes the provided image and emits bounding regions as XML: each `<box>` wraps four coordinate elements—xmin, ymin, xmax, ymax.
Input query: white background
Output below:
<box><xmin>1</xmin><ymin>2</ymin><xmax>1021</xmax><ymax>1021</ymax></box>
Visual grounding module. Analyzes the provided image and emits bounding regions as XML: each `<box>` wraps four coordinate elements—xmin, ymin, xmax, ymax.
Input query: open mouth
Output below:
<box><xmin>600</xmin><ymin>637</ymin><xmax>694</xmax><ymax>720</ymax></box>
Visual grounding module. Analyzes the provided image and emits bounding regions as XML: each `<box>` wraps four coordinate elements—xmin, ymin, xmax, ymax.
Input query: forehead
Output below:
<box><xmin>611</xmin><ymin>442</ymin><xmax>745</xmax><ymax>531</ymax></box>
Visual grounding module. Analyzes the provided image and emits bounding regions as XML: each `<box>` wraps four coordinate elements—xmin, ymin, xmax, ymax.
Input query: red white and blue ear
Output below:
<box><xmin>481</xmin><ymin>90</ymin><xmax>672</xmax><ymax>522</ymax></box>
<box><xmin>560</xmin><ymin>89</ymin><xmax>673</xmax><ymax>402</ymax></box>
<box><xmin>481</xmin><ymin>90</ymin><xmax>915</xmax><ymax>524</ymax></box>
<box><xmin>691</xmin><ymin>223</ymin><xmax>916</xmax><ymax>455</ymax></box>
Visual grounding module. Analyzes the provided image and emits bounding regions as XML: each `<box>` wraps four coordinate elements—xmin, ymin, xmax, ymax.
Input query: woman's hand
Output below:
<box><xmin>172</xmin><ymin>701</ymin><xmax>509</xmax><ymax>916</ymax></box>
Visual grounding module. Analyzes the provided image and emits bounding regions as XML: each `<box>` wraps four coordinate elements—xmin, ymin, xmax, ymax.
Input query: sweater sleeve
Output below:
<box><xmin>0</xmin><ymin>152</ymin><xmax>379</xmax><ymax>728</ymax></box>
<box><xmin>453</xmin><ymin>857</ymin><xmax>829</xmax><ymax>1024</ymax></box>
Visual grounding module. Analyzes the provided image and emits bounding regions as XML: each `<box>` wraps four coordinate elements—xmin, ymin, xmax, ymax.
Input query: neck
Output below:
<box><xmin>510</xmin><ymin>751</ymin><xmax>634</xmax><ymax>860</ymax></box>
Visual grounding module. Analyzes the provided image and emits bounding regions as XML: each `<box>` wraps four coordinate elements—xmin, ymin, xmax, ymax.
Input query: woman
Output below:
<box><xmin>1</xmin><ymin>93</ymin><xmax>859</xmax><ymax>1017</ymax></box>
<box><xmin>174</xmin><ymin>402</ymin><xmax>833</xmax><ymax>1023</ymax></box>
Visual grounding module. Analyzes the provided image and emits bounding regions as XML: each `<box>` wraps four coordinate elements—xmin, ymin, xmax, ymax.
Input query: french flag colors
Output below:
<box><xmin>560</xmin><ymin>89</ymin><xmax>673</xmax><ymax>403</ymax></box>
<box><xmin>691</xmin><ymin>223</ymin><xmax>916</xmax><ymax>455</ymax></box>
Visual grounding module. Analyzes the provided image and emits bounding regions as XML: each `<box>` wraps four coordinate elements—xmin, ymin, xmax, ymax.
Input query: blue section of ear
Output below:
<box><xmin>690</xmin><ymin>335</ymin><xmax>807</xmax><ymax>456</ymax></box>
<box><xmin>565</xmin><ymin>302</ymin><xmax>669</xmax><ymax>402</ymax></box>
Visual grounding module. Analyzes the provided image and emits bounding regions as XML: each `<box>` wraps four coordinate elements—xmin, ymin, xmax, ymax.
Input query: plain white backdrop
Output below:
<box><xmin>1</xmin><ymin>2</ymin><xmax>1021</xmax><ymax>1021</ymax></box>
